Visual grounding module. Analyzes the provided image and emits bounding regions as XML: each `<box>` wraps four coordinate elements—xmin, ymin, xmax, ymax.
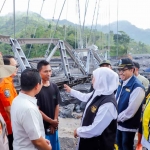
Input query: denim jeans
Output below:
<box><xmin>116</xmin><ymin>129</ymin><xmax>136</xmax><ymax>150</ymax></box>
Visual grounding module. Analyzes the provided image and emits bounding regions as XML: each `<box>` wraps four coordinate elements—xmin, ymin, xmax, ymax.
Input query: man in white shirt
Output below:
<box><xmin>133</xmin><ymin>61</ymin><xmax>149</xmax><ymax>91</ymax></box>
<box><xmin>11</xmin><ymin>68</ymin><xmax>52</xmax><ymax>150</ymax></box>
<box><xmin>133</xmin><ymin>61</ymin><xmax>149</xmax><ymax>150</ymax></box>
<box><xmin>115</xmin><ymin>58</ymin><xmax>145</xmax><ymax>150</ymax></box>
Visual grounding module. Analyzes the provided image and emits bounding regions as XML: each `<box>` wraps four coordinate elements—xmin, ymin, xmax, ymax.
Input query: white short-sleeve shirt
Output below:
<box><xmin>11</xmin><ymin>92</ymin><xmax>45</xmax><ymax>150</ymax></box>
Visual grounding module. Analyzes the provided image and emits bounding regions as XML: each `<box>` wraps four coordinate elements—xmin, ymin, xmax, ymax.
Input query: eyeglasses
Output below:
<box><xmin>117</xmin><ymin>68</ymin><xmax>129</xmax><ymax>74</ymax></box>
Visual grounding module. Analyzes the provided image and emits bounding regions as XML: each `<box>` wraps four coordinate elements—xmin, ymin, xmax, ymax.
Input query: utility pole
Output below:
<box><xmin>13</xmin><ymin>0</ymin><xmax>15</xmax><ymax>39</ymax></box>
<box><xmin>116</xmin><ymin>0</ymin><xmax>119</xmax><ymax>58</ymax></box>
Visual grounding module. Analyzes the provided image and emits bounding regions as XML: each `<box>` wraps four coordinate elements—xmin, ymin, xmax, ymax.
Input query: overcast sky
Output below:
<box><xmin>0</xmin><ymin>0</ymin><xmax>150</xmax><ymax>29</ymax></box>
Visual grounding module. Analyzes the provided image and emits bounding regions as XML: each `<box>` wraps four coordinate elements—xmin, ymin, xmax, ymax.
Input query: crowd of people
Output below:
<box><xmin>0</xmin><ymin>53</ymin><xmax>150</xmax><ymax>150</ymax></box>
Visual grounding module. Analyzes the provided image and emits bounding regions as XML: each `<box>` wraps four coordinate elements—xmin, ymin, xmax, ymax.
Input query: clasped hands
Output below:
<box><xmin>48</xmin><ymin>119</ymin><xmax>59</xmax><ymax>134</ymax></box>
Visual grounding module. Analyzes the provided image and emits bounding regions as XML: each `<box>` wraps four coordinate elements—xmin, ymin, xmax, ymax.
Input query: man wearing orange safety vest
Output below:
<box><xmin>0</xmin><ymin>53</ymin><xmax>16</xmax><ymax>150</ymax></box>
<box><xmin>0</xmin><ymin>55</ymin><xmax>18</xmax><ymax>150</ymax></box>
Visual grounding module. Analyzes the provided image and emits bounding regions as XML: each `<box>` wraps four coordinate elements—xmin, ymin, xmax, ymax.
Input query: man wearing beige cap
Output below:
<box><xmin>0</xmin><ymin>54</ymin><xmax>16</xmax><ymax>150</ymax></box>
<box><xmin>1</xmin><ymin>55</ymin><xmax>18</xmax><ymax>150</ymax></box>
<box><xmin>99</xmin><ymin>60</ymin><xmax>112</xmax><ymax>69</ymax></box>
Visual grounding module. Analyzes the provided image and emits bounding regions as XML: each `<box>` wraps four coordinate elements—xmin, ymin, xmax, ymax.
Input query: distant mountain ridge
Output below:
<box><xmin>51</xmin><ymin>19</ymin><xmax>150</xmax><ymax>45</ymax></box>
<box><xmin>95</xmin><ymin>21</ymin><xmax>150</xmax><ymax>45</ymax></box>
<box><xmin>0</xmin><ymin>12</ymin><xmax>150</xmax><ymax>45</ymax></box>
<box><xmin>55</xmin><ymin>19</ymin><xmax>150</xmax><ymax>45</ymax></box>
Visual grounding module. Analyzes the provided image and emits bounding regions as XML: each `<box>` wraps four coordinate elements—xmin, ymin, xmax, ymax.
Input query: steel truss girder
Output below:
<box><xmin>10</xmin><ymin>38</ymin><xmax>31</xmax><ymax>71</ymax></box>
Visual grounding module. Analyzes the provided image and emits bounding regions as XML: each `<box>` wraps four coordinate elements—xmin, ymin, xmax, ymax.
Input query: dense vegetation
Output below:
<box><xmin>0</xmin><ymin>12</ymin><xmax>150</xmax><ymax>58</ymax></box>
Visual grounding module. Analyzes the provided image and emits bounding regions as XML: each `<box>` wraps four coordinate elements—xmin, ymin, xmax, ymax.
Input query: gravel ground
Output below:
<box><xmin>59</xmin><ymin>137</ymin><xmax>78</xmax><ymax>150</ymax></box>
<box><xmin>58</xmin><ymin>117</ymin><xmax>147</xmax><ymax>150</ymax></box>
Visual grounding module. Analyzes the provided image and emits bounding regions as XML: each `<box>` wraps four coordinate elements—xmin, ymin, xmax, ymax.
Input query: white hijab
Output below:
<box><xmin>92</xmin><ymin>67</ymin><xmax>119</xmax><ymax>98</ymax></box>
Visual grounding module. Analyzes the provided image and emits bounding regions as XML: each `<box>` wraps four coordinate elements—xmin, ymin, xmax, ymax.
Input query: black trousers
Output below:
<box><xmin>7</xmin><ymin>134</ymin><xmax>13</xmax><ymax>150</ymax></box>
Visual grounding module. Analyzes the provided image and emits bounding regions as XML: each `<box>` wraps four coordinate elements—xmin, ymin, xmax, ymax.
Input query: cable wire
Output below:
<box><xmin>0</xmin><ymin>0</ymin><xmax>6</xmax><ymax>14</ymax></box>
<box><xmin>108</xmin><ymin>0</ymin><xmax>110</xmax><ymax>59</ymax></box>
<box><xmin>53</xmin><ymin>0</ymin><xmax>57</xmax><ymax>20</ymax></box>
<box><xmin>24</xmin><ymin>0</ymin><xmax>30</xmax><ymax>38</ymax></box>
<box><xmin>93</xmin><ymin>0</ymin><xmax>100</xmax><ymax>44</ymax></box>
<box><xmin>116</xmin><ymin>0</ymin><xmax>119</xmax><ymax>57</ymax></box>
<box><xmin>77</xmin><ymin>0</ymin><xmax>82</xmax><ymax>48</ymax></box>
<box><xmin>64</xmin><ymin>0</ymin><xmax>68</xmax><ymax>41</ymax></box>
<box><xmin>13</xmin><ymin>0</ymin><xmax>15</xmax><ymax>39</ymax></box>
<box><xmin>47</xmin><ymin>0</ymin><xmax>58</xmax><ymax>44</ymax></box>
<box><xmin>82</xmin><ymin>0</ymin><xmax>89</xmax><ymax>33</ymax></box>
<box><xmin>88</xmin><ymin>0</ymin><xmax>98</xmax><ymax>45</ymax></box>
<box><xmin>27</xmin><ymin>0</ymin><xmax>45</xmax><ymax>58</ymax></box>
<box><xmin>45</xmin><ymin>0</ymin><xmax>67</xmax><ymax>58</ymax></box>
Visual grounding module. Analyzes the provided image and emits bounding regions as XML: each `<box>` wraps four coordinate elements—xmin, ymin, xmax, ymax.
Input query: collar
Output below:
<box><xmin>137</xmin><ymin>74</ymin><xmax>141</xmax><ymax>77</ymax></box>
<box><xmin>19</xmin><ymin>92</ymin><xmax>37</xmax><ymax>105</ymax></box>
<box><xmin>122</xmin><ymin>76</ymin><xmax>133</xmax><ymax>86</ymax></box>
<box><xmin>6</xmin><ymin>76</ymin><xmax>13</xmax><ymax>82</ymax></box>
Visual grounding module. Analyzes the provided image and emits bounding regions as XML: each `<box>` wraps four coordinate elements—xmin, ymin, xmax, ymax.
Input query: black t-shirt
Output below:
<box><xmin>36</xmin><ymin>82</ymin><xmax>61</xmax><ymax>131</ymax></box>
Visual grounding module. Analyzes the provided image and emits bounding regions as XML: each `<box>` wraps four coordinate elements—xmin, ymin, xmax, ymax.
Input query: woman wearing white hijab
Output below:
<box><xmin>64</xmin><ymin>67</ymin><xmax>119</xmax><ymax>150</ymax></box>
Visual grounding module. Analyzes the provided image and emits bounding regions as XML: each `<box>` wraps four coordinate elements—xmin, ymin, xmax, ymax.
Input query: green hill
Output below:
<box><xmin>94</xmin><ymin>21</ymin><xmax>150</xmax><ymax>45</ymax></box>
<box><xmin>0</xmin><ymin>11</ymin><xmax>49</xmax><ymax>37</ymax></box>
<box><xmin>0</xmin><ymin>12</ymin><xmax>150</xmax><ymax>57</ymax></box>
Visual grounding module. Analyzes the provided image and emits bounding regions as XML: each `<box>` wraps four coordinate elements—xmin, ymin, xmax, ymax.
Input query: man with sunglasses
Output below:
<box><xmin>0</xmin><ymin>55</ymin><xmax>18</xmax><ymax>150</ymax></box>
<box><xmin>115</xmin><ymin>58</ymin><xmax>145</xmax><ymax>150</ymax></box>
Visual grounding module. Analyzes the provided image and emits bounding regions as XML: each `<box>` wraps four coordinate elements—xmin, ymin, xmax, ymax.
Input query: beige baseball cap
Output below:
<box><xmin>99</xmin><ymin>60</ymin><xmax>111</xmax><ymax>66</ymax></box>
<box><xmin>0</xmin><ymin>55</ymin><xmax>16</xmax><ymax>78</ymax></box>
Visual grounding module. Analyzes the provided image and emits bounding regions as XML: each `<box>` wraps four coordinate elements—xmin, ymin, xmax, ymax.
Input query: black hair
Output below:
<box><xmin>133</xmin><ymin>61</ymin><xmax>140</xmax><ymax>69</ymax></box>
<box><xmin>100</xmin><ymin>63</ymin><xmax>110</xmax><ymax>67</ymax></box>
<box><xmin>3</xmin><ymin>55</ymin><xmax>15</xmax><ymax>59</ymax></box>
<box><xmin>3</xmin><ymin>55</ymin><xmax>15</xmax><ymax>65</ymax></box>
<box><xmin>37</xmin><ymin>60</ymin><xmax>50</xmax><ymax>71</ymax></box>
<box><xmin>21</xmin><ymin>68</ymin><xmax>41</xmax><ymax>91</ymax></box>
<box><xmin>3</xmin><ymin>58</ymin><xmax>10</xmax><ymax>65</ymax></box>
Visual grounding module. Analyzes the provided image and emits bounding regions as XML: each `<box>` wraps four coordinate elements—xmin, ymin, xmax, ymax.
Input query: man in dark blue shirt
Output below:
<box><xmin>115</xmin><ymin>58</ymin><xmax>145</xmax><ymax>150</ymax></box>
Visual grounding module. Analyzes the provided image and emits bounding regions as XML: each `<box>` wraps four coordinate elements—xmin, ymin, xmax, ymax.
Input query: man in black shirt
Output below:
<box><xmin>36</xmin><ymin>60</ymin><xmax>61</xmax><ymax>150</ymax></box>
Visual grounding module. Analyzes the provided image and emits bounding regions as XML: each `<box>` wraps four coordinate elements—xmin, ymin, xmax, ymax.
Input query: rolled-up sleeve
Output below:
<box><xmin>21</xmin><ymin>109</ymin><xmax>42</xmax><ymax>140</ymax></box>
<box><xmin>70</xmin><ymin>89</ymin><xmax>92</xmax><ymax>102</ymax></box>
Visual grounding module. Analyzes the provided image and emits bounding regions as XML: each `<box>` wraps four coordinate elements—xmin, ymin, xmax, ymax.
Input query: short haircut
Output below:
<box><xmin>37</xmin><ymin>60</ymin><xmax>50</xmax><ymax>71</ymax></box>
<box><xmin>133</xmin><ymin>61</ymin><xmax>140</xmax><ymax>69</ymax></box>
<box><xmin>3</xmin><ymin>55</ymin><xmax>15</xmax><ymax>65</ymax></box>
<box><xmin>3</xmin><ymin>58</ymin><xmax>10</xmax><ymax>65</ymax></box>
<box><xmin>21</xmin><ymin>68</ymin><xmax>41</xmax><ymax>91</ymax></box>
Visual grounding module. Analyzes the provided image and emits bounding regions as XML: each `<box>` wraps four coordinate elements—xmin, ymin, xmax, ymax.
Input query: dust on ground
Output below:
<box><xmin>58</xmin><ymin>117</ymin><xmax>80</xmax><ymax>150</ymax></box>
